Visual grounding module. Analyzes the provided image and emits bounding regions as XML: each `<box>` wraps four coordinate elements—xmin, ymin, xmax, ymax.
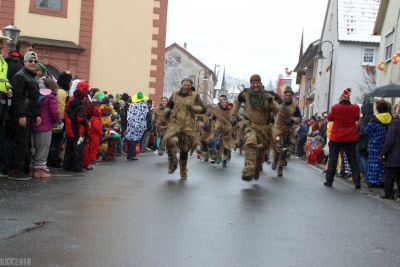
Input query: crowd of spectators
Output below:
<box><xmin>294</xmin><ymin>95</ymin><xmax>400</xmax><ymax>199</ymax></box>
<box><xmin>0</xmin><ymin>39</ymin><xmax>157</xmax><ymax>181</ymax></box>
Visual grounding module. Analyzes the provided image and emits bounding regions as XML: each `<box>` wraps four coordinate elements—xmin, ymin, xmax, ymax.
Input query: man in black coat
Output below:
<box><xmin>4</xmin><ymin>40</ymin><xmax>33</xmax><ymax>81</ymax></box>
<box><xmin>379</xmin><ymin>106</ymin><xmax>400</xmax><ymax>199</ymax></box>
<box><xmin>8</xmin><ymin>52</ymin><xmax>41</xmax><ymax>180</ymax></box>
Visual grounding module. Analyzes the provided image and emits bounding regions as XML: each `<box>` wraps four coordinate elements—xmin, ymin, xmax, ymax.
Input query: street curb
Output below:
<box><xmin>295</xmin><ymin>158</ymin><xmax>400</xmax><ymax>210</ymax></box>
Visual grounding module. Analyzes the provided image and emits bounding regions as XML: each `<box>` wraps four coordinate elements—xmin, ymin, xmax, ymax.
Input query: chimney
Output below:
<box><xmin>184</xmin><ymin>43</ymin><xmax>187</xmax><ymax>50</ymax></box>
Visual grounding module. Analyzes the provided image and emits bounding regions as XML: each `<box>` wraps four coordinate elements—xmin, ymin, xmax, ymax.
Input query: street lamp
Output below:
<box><xmin>3</xmin><ymin>23</ymin><xmax>20</xmax><ymax>52</ymax></box>
<box><xmin>316</xmin><ymin>40</ymin><xmax>334</xmax><ymax>113</ymax></box>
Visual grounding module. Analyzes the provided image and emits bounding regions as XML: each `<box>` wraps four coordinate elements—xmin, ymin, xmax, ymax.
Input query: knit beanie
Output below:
<box><xmin>73</xmin><ymin>89</ymin><xmax>86</xmax><ymax>100</ymax></box>
<box><xmin>340</xmin><ymin>88</ymin><xmax>352</xmax><ymax>101</ymax></box>
<box><xmin>250</xmin><ymin>74</ymin><xmax>261</xmax><ymax>83</ymax></box>
<box><xmin>36</xmin><ymin>63</ymin><xmax>47</xmax><ymax>77</ymax></box>
<box><xmin>76</xmin><ymin>81</ymin><xmax>89</xmax><ymax>93</ymax></box>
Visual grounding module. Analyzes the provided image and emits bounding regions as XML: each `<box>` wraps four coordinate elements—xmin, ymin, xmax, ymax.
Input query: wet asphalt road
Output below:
<box><xmin>1</xmin><ymin>150</ymin><xmax>400</xmax><ymax>267</ymax></box>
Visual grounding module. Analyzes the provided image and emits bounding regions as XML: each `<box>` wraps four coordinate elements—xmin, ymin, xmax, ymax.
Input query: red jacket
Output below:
<box><xmin>65</xmin><ymin>97</ymin><xmax>87</xmax><ymax>138</ymax></box>
<box><xmin>90</xmin><ymin>108</ymin><xmax>103</xmax><ymax>137</ymax></box>
<box><xmin>327</xmin><ymin>101</ymin><xmax>360</xmax><ymax>142</ymax></box>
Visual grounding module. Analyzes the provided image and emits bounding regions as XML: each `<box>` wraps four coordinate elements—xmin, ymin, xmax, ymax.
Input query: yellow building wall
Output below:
<box><xmin>90</xmin><ymin>0</ymin><xmax>155</xmax><ymax>97</ymax></box>
<box><xmin>14</xmin><ymin>0</ymin><xmax>81</xmax><ymax>43</ymax></box>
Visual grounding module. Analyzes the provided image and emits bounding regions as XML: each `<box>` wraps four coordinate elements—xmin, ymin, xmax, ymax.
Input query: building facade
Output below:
<box><xmin>165</xmin><ymin>43</ymin><xmax>215</xmax><ymax>105</ymax></box>
<box><xmin>0</xmin><ymin>0</ymin><xmax>168</xmax><ymax>101</ymax></box>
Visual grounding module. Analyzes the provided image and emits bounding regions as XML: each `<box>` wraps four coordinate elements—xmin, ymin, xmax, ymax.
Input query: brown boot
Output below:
<box><xmin>277</xmin><ymin>166</ymin><xmax>283</xmax><ymax>177</ymax></box>
<box><xmin>179</xmin><ymin>159</ymin><xmax>188</xmax><ymax>179</ymax></box>
<box><xmin>242</xmin><ymin>165</ymin><xmax>255</xmax><ymax>181</ymax></box>
<box><xmin>168</xmin><ymin>155</ymin><xmax>178</xmax><ymax>174</ymax></box>
<box><xmin>203</xmin><ymin>149</ymin><xmax>210</xmax><ymax>162</ymax></box>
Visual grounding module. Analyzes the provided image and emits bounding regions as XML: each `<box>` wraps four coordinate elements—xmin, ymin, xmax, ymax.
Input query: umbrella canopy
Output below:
<box><xmin>370</xmin><ymin>84</ymin><xmax>400</xmax><ymax>98</ymax></box>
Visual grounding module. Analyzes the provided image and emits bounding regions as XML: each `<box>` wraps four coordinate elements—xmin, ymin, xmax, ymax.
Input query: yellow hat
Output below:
<box><xmin>131</xmin><ymin>92</ymin><xmax>149</xmax><ymax>103</ymax></box>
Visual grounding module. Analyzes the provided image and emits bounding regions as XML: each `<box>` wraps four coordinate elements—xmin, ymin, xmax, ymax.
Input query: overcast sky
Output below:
<box><xmin>166</xmin><ymin>0</ymin><xmax>329</xmax><ymax>84</ymax></box>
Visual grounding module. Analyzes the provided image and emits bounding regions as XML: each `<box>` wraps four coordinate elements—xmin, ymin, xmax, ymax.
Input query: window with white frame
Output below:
<box><xmin>385</xmin><ymin>29</ymin><xmax>394</xmax><ymax>61</ymax></box>
<box><xmin>362</xmin><ymin>48</ymin><xmax>375</xmax><ymax>65</ymax></box>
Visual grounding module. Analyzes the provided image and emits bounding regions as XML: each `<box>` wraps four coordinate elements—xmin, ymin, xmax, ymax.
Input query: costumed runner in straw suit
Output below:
<box><xmin>152</xmin><ymin>96</ymin><xmax>169</xmax><ymax>155</ymax></box>
<box><xmin>211</xmin><ymin>94</ymin><xmax>235</xmax><ymax>167</ymax></box>
<box><xmin>196</xmin><ymin>104</ymin><xmax>214</xmax><ymax>161</ymax></box>
<box><xmin>230</xmin><ymin>74</ymin><xmax>279</xmax><ymax>181</ymax></box>
<box><xmin>161</xmin><ymin>78</ymin><xmax>206</xmax><ymax>179</ymax></box>
<box><xmin>271</xmin><ymin>86</ymin><xmax>302</xmax><ymax>176</ymax></box>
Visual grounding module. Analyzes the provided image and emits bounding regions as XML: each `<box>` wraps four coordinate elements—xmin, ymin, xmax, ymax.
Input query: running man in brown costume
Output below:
<box><xmin>211</xmin><ymin>94</ymin><xmax>235</xmax><ymax>167</ymax></box>
<box><xmin>161</xmin><ymin>78</ymin><xmax>206</xmax><ymax>179</ymax></box>
<box><xmin>271</xmin><ymin>86</ymin><xmax>302</xmax><ymax>176</ymax></box>
<box><xmin>152</xmin><ymin>97</ymin><xmax>168</xmax><ymax>155</ymax></box>
<box><xmin>230</xmin><ymin>74</ymin><xmax>279</xmax><ymax>181</ymax></box>
<box><xmin>196</xmin><ymin>105</ymin><xmax>214</xmax><ymax>161</ymax></box>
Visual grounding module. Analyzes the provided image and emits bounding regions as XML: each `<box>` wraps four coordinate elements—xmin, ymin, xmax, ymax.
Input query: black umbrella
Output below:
<box><xmin>370</xmin><ymin>84</ymin><xmax>400</xmax><ymax>98</ymax></box>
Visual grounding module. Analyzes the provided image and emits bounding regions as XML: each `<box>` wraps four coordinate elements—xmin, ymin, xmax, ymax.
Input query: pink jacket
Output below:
<box><xmin>32</xmin><ymin>92</ymin><xmax>62</xmax><ymax>131</ymax></box>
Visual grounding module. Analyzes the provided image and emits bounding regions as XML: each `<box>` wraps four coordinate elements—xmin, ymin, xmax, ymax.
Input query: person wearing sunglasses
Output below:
<box><xmin>8</xmin><ymin>51</ymin><xmax>41</xmax><ymax>180</ymax></box>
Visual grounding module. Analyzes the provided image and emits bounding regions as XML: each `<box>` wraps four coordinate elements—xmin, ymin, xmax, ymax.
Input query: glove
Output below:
<box><xmin>230</xmin><ymin>116</ymin><xmax>237</xmax><ymax>126</ymax></box>
<box><xmin>284</xmin><ymin>118</ymin><xmax>294</xmax><ymax>126</ymax></box>
<box><xmin>77</xmin><ymin>136</ymin><xmax>85</xmax><ymax>146</ymax></box>
<box><xmin>55</xmin><ymin>122</ymin><xmax>64</xmax><ymax>129</ymax></box>
<box><xmin>165</xmin><ymin>111</ymin><xmax>170</xmax><ymax>119</ymax></box>
<box><xmin>265</xmin><ymin>93</ymin><xmax>272</xmax><ymax>101</ymax></box>
<box><xmin>186</xmin><ymin>104</ymin><xmax>192</xmax><ymax>111</ymax></box>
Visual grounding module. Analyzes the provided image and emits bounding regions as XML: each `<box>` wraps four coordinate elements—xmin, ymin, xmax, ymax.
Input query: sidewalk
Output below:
<box><xmin>296</xmin><ymin>157</ymin><xmax>400</xmax><ymax>209</ymax></box>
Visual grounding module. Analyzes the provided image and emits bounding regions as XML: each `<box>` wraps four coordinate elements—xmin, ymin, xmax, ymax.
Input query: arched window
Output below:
<box><xmin>45</xmin><ymin>65</ymin><xmax>60</xmax><ymax>80</ymax></box>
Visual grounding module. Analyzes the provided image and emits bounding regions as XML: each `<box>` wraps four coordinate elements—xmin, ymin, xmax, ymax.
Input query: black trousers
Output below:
<box><xmin>297</xmin><ymin>137</ymin><xmax>306</xmax><ymax>157</ymax></box>
<box><xmin>63</xmin><ymin>137</ymin><xmax>84</xmax><ymax>172</ymax></box>
<box><xmin>384</xmin><ymin>167</ymin><xmax>400</xmax><ymax>197</ymax></box>
<box><xmin>12</xmin><ymin>116</ymin><xmax>33</xmax><ymax>172</ymax></box>
<box><xmin>47</xmin><ymin>131</ymin><xmax>63</xmax><ymax>167</ymax></box>
<box><xmin>326</xmin><ymin>141</ymin><xmax>360</xmax><ymax>185</ymax></box>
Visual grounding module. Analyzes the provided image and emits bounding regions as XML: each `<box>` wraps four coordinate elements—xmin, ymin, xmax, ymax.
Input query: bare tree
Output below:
<box><xmin>224</xmin><ymin>75</ymin><xmax>248</xmax><ymax>89</ymax></box>
<box><xmin>354</xmin><ymin>66</ymin><xmax>376</xmax><ymax>104</ymax></box>
<box><xmin>163</xmin><ymin>56</ymin><xmax>189</xmax><ymax>98</ymax></box>
<box><xmin>265</xmin><ymin>80</ymin><xmax>275</xmax><ymax>91</ymax></box>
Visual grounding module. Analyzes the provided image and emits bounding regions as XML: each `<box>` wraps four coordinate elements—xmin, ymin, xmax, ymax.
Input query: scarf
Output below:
<box><xmin>248</xmin><ymin>86</ymin><xmax>266</xmax><ymax>109</ymax></box>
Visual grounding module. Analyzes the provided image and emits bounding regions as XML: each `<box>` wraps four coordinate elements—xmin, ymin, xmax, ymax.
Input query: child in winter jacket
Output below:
<box><xmin>107</xmin><ymin>121</ymin><xmax>121</xmax><ymax>161</ymax></box>
<box><xmin>64</xmin><ymin>89</ymin><xmax>88</xmax><ymax>172</ymax></box>
<box><xmin>89</xmin><ymin>107</ymin><xmax>103</xmax><ymax>164</ymax></box>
